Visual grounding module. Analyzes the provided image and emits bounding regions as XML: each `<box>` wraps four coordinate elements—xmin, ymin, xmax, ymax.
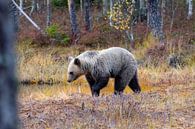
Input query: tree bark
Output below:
<box><xmin>46</xmin><ymin>0</ymin><xmax>51</xmax><ymax>27</ymax></box>
<box><xmin>103</xmin><ymin>0</ymin><xmax>108</xmax><ymax>15</ymax></box>
<box><xmin>97</xmin><ymin>0</ymin><xmax>102</xmax><ymax>19</ymax></box>
<box><xmin>30</xmin><ymin>0</ymin><xmax>38</xmax><ymax>15</ymax></box>
<box><xmin>187</xmin><ymin>0</ymin><xmax>193</xmax><ymax>20</ymax></box>
<box><xmin>80</xmin><ymin>0</ymin><xmax>83</xmax><ymax>15</ymax></box>
<box><xmin>0</xmin><ymin>1</ymin><xmax>18</xmax><ymax>129</ymax></box>
<box><xmin>147</xmin><ymin>0</ymin><xmax>164</xmax><ymax>43</ymax></box>
<box><xmin>8</xmin><ymin>1</ymin><xmax>19</xmax><ymax>32</ymax></box>
<box><xmin>68</xmin><ymin>0</ymin><xmax>80</xmax><ymax>43</ymax></box>
<box><xmin>12</xmin><ymin>0</ymin><xmax>41</xmax><ymax>31</ymax></box>
<box><xmin>84</xmin><ymin>0</ymin><xmax>92</xmax><ymax>31</ymax></box>
<box><xmin>19</xmin><ymin>0</ymin><xmax>23</xmax><ymax>15</ymax></box>
<box><xmin>109</xmin><ymin>0</ymin><xmax>114</xmax><ymax>26</ymax></box>
<box><xmin>139</xmin><ymin>0</ymin><xmax>147</xmax><ymax>22</ymax></box>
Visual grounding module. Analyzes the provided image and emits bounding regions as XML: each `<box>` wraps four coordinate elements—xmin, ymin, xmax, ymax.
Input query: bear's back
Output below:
<box><xmin>99</xmin><ymin>47</ymin><xmax>135</xmax><ymax>61</ymax></box>
<box><xmin>96</xmin><ymin>47</ymin><xmax>137</xmax><ymax>77</ymax></box>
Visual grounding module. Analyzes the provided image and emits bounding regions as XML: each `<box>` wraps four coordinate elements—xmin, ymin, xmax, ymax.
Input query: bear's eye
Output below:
<box><xmin>69</xmin><ymin>72</ymin><xmax>74</xmax><ymax>75</ymax></box>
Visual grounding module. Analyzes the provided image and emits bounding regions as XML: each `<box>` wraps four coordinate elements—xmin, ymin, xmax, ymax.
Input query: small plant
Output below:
<box><xmin>46</xmin><ymin>24</ymin><xmax>59</xmax><ymax>38</ymax></box>
<box><xmin>62</xmin><ymin>35</ymin><xmax>70</xmax><ymax>44</ymax></box>
<box><xmin>46</xmin><ymin>24</ymin><xmax>70</xmax><ymax>45</ymax></box>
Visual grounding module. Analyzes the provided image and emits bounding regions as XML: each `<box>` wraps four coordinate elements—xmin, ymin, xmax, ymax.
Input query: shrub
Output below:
<box><xmin>46</xmin><ymin>24</ymin><xmax>59</xmax><ymax>38</ymax></box>
<box><xmin>61</xmin><ymin>34</ymin><xmax>70</xmax><ymax>44</ymax></box>
<box><xmin>52</xmin><ymin>0</ymin><xmax>67</xmax><ymax>8</ymax></box>
<box><xmin>46</xmin><ymin>24</ymin><xmax>70</xmax><ymax>45</ymax></box>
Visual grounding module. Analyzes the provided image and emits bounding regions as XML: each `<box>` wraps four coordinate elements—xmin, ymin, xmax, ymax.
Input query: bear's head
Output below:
<box><xmin>67</xmin><ymin>57</ymin><xmax>84</xmax><ymax>83</ymax></box>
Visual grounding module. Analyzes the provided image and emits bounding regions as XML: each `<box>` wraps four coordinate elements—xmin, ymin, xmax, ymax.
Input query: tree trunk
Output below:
<box><xmin>187</xmin><ymin>0</ymin><xmax>193</xmax><ymax>20</ymax></box>
<box><xmin>46</xmin><ymin>0</ymin><xmax>51</xmax><ymax>27</ymax></box>
<box><xmin>80</xmin><ymin>0</ymin><xmax>83</xmax><ymax>15</ymax></box>
<box><xmin>68</xmin><ymin>0</ymin><xmax>80</xmax><ymax>43</ymax></box>
<box><xmin>139</xmin><ymin>0</ymin><xmax>147</xmax><ymax>22</ymax></box>
<box><xmin>103</xmin><ymin>0</ymin><xmax>108</xmax><ymax>15</ymax></box>
<box><xmin>12</xmin><ymin>0</ymin><xmax>41</xmax><ymax>31</ymax></box>
<box><xmin>147</xmin><ymin>0</ymin><xmax>164</xmax><ymax>43</ymax></box>
<box><xmin>169</xmin><ymin>0</ymin><xmax>178</xmax><ymax>32</ymax></box>
<box><xmin>84</xmin><ymin>0</ymin><xmax>92</xmax><ymax>31</ymax></box>
<box><xmin>19</xmin><ymin>0</ymin><xmax>23</xmax><ymax>15</ymax></box>
<box><xmin>0</xmin><ymin>1</ymin><xmax>18</xmax><ymax>129</ymax></box>
<box><xmin>30</xmin><ymin>0</ymin><xmax>38</xmax><ymax>15</ymax></box>
<box><xmin>96</xmin><ymin>0</ymin><xmax>102</xmax><ymax>22</ymax></box>
<box><xmin>125</xmin><ymin>29</ymin><xmax>135</xmax><ymax>49</ymax></box>
<box><xmin>8</xmin><ymin>0</ymin><xmax>19</xmax><ymax>32</ymax></box>
<box><xmin>109</xmin><ymin>0</ymin><xmax>114</xmax><ymax>26</ymax></box>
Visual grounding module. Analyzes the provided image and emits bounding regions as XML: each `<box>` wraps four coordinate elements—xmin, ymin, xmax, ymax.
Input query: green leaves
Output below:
<box><xmin>46</xmin><ymin>24</ymin><xmax>70</xmax><ymax>44</ymax></box>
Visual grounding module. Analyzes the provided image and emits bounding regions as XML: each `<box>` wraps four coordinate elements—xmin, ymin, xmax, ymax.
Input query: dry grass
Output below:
<box><xmin>18</xmin><ymin>83</ymin><xmax>195</xmax><ymax>129</ymax></box>
<box><xmin>15</xmin><ymin>4</ymin><xmax>195</xmax><ymax>128</ymax></box>
<box><xmin>16</xmin><ymin>41</ymin><xmax>195</xmax><ymax>129</ymax></box>
<box><xmin>16</xmin><ymin>40</ymin><xmax>195</xmax><ymax>86</ymax></box>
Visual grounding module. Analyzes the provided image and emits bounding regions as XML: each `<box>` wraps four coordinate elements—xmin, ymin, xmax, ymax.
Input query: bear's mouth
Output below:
<box><xmin>67</xmin><ymin>79</ymin><xmax>72</xmax><ymax>83</ymax></box>
<box><xmin>67</xmin><ymin>76</ymin><xmax>79</xmax><ymax>83</ymax></box>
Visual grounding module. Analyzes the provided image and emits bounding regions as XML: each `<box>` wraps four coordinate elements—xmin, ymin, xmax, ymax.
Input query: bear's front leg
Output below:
<box><xmin>91</xmin><ymin>77</ymin><xmax>109</xmax><ymax>97</ymax></box>
<box><xmin>85</xmin><ymin>74</ymin><xmax>96</xmax><ymax>95</ymax></box>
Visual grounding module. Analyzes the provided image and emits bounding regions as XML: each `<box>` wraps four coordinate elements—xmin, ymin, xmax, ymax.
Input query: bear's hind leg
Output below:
<box><xmin>128</xmin><ymin>70</ymin><xmax>141</xmax><ymax>93</ymax></box>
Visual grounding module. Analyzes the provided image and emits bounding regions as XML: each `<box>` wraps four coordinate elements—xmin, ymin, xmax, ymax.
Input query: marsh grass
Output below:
<box><xmin>18</xmin><ymin>83</ymin><xmax>195</xmax><ymax>129</ymax></box>
<box><xmin>17</xmin><ymin>41</ymin><xmax>195</xmax><ymax>129</ymax></box>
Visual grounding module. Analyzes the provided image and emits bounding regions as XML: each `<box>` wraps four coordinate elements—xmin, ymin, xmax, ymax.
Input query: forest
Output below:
<box><xmin>0</xmin><ymin>0</ymin><xmax>194</xmax><ymax>129</ymax></box>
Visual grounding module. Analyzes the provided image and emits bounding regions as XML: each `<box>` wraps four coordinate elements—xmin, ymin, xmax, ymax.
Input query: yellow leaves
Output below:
<box><xmin>109</xmin><ymin>0</ymin><xmax>134</xmax><ymax>31</ymax></box>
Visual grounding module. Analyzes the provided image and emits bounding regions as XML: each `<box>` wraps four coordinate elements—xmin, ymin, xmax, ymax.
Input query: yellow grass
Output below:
<box><xmin>17</xmin><ymin>41</ymin><xmax>195</xmax><ymax>129</ymax></box>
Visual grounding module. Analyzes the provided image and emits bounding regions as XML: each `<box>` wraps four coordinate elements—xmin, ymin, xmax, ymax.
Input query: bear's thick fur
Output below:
<box><xmin>67</xmin><ymin>47</ymin><xmax>141</xmax><ymax>96</ymax></box>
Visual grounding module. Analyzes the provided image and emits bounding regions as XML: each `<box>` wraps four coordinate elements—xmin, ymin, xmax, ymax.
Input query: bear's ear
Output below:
<box><xmin>68</xmin><ymin>56</ymin><xmax>74</xmax><ymax>62</ymax></box>
<box><xmin>74</xmin><ymin>58</ymin><xmax>81</xmax><ymax>66</ymax></box>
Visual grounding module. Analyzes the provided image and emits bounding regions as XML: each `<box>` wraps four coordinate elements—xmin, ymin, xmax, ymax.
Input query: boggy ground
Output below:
<box><xmin>18</xmin><ymin>83</ymin><xmax>194</xmax><ymax>129</ymax></box>
<box><xmin>17</xmin><ymin>41</ymin><xmax>195</xmax><ymax>129</ymax></box>
<box><xmin>16</xmin><ymin>2</ymin><xmax>195</xmax><ymax>128</ymax></box>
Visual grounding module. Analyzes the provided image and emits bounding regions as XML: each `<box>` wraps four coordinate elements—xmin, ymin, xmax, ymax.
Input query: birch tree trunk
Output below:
<box><xmin>0</xmin><ymin>1</ymin><xmax>18</xmax><ymax>129</ymax></box>
<box><xmin>147</xmin><ymin>0</ymin><xmax>164</xmax><ymax>43</ymax></box>
<box><xmin>187</xmin><ymin>0</ymin><xmax>193</xmax><ymax>20</ymax></box>
<box><xmin>84</xmin><ymin>0</ymin><xmax>92</xmax><ymax>31</ymax></box>
<box><xmin>47</xmin><ymin>0</ymin><xmax>51</xmax><ymax>27</ymax></box>
<box><xmin>109</xmin><ymin>0</ymin><xmax>114</xmax><ymax>26</ymax></box>
<box><xmin>19</xmin><ymin>0</ymin><xmax>23</xmax><ymax>15</ymax></box>
<box><xmin>80</xmin><ymin>0</ymin><xmax>83</xmax><ymax>15</ymax></box>
<box><xmin>103</xmin><ymin>0</ymin><xmax>108</xmax><ymax>15</ymax></box>
<box><xmin>68</xmin><ymin>0</ymin><xmax>80</xmax><ymax>43</ymax></box>
<box><xmin>12</xmin><ymin>0</ymin><xmax>41</xmax><ymax>31</ymax></box>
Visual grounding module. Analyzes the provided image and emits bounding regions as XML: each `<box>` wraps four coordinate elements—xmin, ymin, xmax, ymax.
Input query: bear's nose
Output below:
<box><xmin>67</xmin><ymin>80</ymin><xmax>71</xmax><ymax>83</ymax></box>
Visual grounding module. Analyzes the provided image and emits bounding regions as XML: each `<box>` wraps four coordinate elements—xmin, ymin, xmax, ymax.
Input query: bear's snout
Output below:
<box><xmin>67</xmin><ymin>79</ymin><xmax>71</xmax><ymax>83</ymax></box>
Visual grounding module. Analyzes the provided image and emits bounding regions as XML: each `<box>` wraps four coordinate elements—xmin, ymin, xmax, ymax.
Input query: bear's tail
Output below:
<box><xmin>128</xmin><ymin>70</ymin><xmax>141</xmax><ymax>93</ymax></box>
